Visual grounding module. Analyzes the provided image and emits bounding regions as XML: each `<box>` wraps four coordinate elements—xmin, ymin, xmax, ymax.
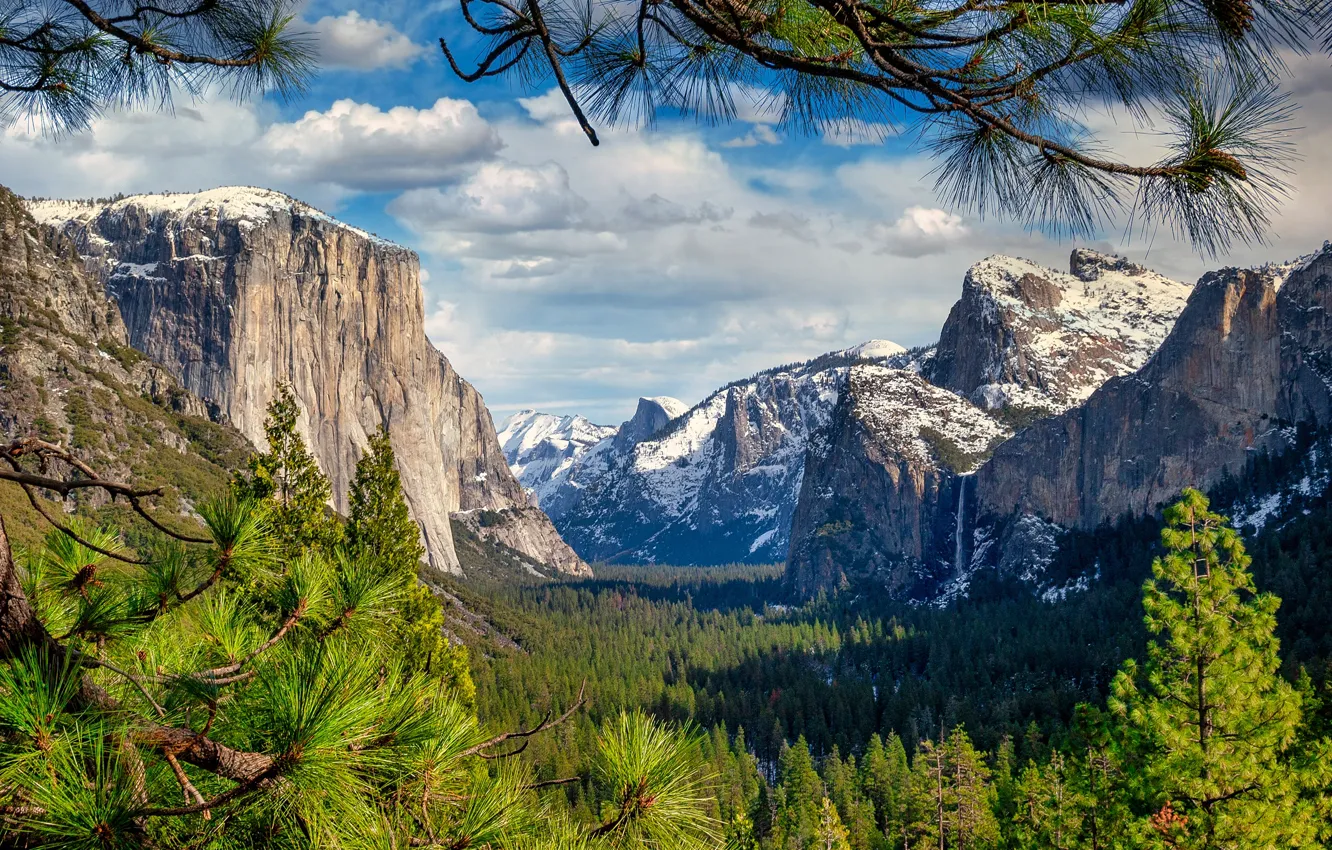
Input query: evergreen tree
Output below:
<box><xmin>233</xmin><ymin>384</ymin><xmax>340</xmax><ymax>554</ymax></box>
<box><xmin>346</xmin><ymin>426</ymin><xmax>473</xmax><ymax>700</ymax></box>
<box><xmin>775</xmin><ymin>738</ymin><xmax>825</xmax><ymax>849</ymax></box>
<box><xmin>0</xmin><ymin>445</ymin><xmax>722</xmax><ymax>849</ymax></box>
<box><xmin>862</xmin><ymin>732</ymin><xmax>911</xmax><ymax>848</ymax></box>
<box><xmin>816</xmin><ymin>797</ymin><xmax>853</xmax><ymax>850</ymax></box>
<box><xmin>908</xmin><ymin>729</ymin><xmax>998</xmax><ymax>850</ymax></box>
<box><xmin>1010</xmin><ymin>754</ymin><xmax>1082</xmax><ymax>850</ymax></box>
<box><xmin>1109</xmin><ymin>489</ymin><xmax>1326</xmax><ymax>849</ymax></box>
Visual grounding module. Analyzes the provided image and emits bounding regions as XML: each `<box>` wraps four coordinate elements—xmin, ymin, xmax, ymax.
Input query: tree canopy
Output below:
<box><xmin>441</xmin><ymin>0</ymin><xmax>1332</xmax><ymax>253</ymax></box>
<box><xmin>0</xmin><ymin>0</ymin><xmax>312</xmax><ymax>133</ymax></box>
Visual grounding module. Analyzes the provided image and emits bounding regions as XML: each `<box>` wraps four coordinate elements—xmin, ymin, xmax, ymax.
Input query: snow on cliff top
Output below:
<box><xmin>642</xmin><ymin>396</ymin><xmax>690</xmax><ymax>419</ymax></box>
<box><xmin>965</xmin><ymin>251</ymin><xmax>1192</xmax><ymax>409</ymax></box>
<box><xmin>26</xmin><ymin>187</ymin><xmax>402</xmax><ymax>249</ymax></box>
<box><xmin>850</xmin><ymin>365</ymin><xmax>1010</xmax><ymax>473</ymax></box>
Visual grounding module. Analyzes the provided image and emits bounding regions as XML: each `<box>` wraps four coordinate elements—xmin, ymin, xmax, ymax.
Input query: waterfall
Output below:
<box><xmin>954</xmin><ymin>476</ymin><xmax>968</xmax><ymax>576</ymax></box>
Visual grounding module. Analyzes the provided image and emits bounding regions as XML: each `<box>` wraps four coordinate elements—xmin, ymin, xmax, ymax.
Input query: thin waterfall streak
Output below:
<box><xmin>954</xmin><ymin>476</ymin><xmax>967</xmax><ymax>577</ymax></box>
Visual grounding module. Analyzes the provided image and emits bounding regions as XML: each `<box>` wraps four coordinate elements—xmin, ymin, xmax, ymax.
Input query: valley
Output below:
<box><xmin>4</xmin><ymin>178</ymin><xmax>1332</xmax><ymax>849</ymax></box>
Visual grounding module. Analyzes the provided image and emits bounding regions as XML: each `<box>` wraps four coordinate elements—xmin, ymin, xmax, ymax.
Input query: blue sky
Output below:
<box><xmin>4</xmin><ymin>3</ymin><xmax>1331</xmax><ymax>425</ymax></box>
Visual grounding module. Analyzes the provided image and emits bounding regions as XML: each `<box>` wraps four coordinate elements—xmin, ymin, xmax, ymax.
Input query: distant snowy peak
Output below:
<box><xmin>27</xmin><ymin>187</ymin><xmax>400</xmax><ymax>249</ymax></box>
<box><xmin>496</xmin><ymin>410</ymin><xmax>617</xmax><ymax>508</ymax></box>
<box><xmin>498</xmin><ymin>410</ymin><xmax>616</xmax><ymax>466</ymax></box>
<box><xmin>836</xmin><ymin>339</ymin><xmax>908</xmax><ymax>361</ymax></box>
<box><xmin>615</xmin><ymin>396</ymin><xmax>689</xmax><ymax>449</ymax></box>
<box><xmin>929</xmin><ymin>249</ymin><xmax>1191</xmax><ymax>414</ymax></box>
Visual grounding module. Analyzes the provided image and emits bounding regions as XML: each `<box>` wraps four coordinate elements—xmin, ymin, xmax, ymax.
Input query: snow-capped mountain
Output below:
<box><xmin>792</xmin><ymin>244</ymin><xmax>1332</xmax><ymax>605</ymax></box>
<box><xmin>497</xmin><ymin>410</ymin><xmax>618</xmax><ymax>506</ymax></box>
<box><xmin>928</xmin><ymin>249</ymin><xmax>1191</xmax><ymax>414</ymax></box>
<box><xmin>787</xmin><ymin>365</ymin><xmax>1010</xmax><ymax>599</ymax></box>
<box><xmin>549</xmin><ymin>343</ymin><xmax>918</xmax><ymax>564</ymax></box>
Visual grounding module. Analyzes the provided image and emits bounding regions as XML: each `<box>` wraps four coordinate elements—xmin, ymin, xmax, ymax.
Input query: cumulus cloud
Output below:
<box><xmin>872</xmin><ymin>206</ymin><xmax>969</xmax><ymax>257</ymax></box>
<box><xmin>260</xmin><ymin>98</ymin><xmax>502</xmax><ymax>191</ymax></box>
<box><xmin>5</xmin><ymin>58</ymin><xmax>1329</xmax><ymax>423</ymax></box>
<box><xmin>310</xmin><ymin>12</ymin><xmax>425</xmax><ymax>70</ymax></box>
<box><xmin>390</xmin><ymin>161</ymin><xmax>587</xmax><ymax>233</ymax></box>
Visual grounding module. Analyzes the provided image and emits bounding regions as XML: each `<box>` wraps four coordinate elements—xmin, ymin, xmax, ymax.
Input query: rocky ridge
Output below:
<box><xmin>787</xmin><ymin>249</ymin><xmax>1196</xmax><ymax>599</ymax></box>
<box><xmin>928</xmin><ymin>250</ymin><xmax>1190</xmax><ymax>415</ymax></box>
<box><xmin>28</xmin><ymin>187</ymin><xmax>587</xmax><ymax>577</ymax></box>
<box><xmin>786</xmin><ymin>366</ymin><xmax>1009</xmax><ymax>597</ymax></box>
<box><xmin>970</xmin><ymin>247</ymin><xmax>1332</xmax><ymax>589</ymax></box>
<box><xmin>532</xmin><ymin>344</ymin><xmax>917</xmax><ymax>564</ymax></box>
<box><xmin>789</xmin><ymin>244</ymin><xmax>1332</xmax><ymax>603</ymax></box>
<box><xmin>0</xmin><ymin>184</ymin><xmax>252</xmax><ymax>549</ymax></box>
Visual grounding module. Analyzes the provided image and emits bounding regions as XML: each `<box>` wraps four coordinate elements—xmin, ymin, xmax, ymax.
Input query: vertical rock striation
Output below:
<box><xmin>974</xmin><ymin>247</ymin><xmax>1332</xmax><ymax>533</ymax></box>
<box><xmin>28</xmin><ymin>188</ymin><xmax>586</xmax><ymax>577</ymax></box>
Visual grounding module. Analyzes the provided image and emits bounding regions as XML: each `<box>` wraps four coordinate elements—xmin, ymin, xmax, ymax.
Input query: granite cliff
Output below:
<box><xmin>0</xmin><ymin>184</ymin><xmax>251</xmax><ymax>548</ymax></box>
<box><xmin>787</xmin><ymin>245</ymin><xmax>1332</xmax><ymax>602</ymax></box>
<box><xmin>787</xmin><ymin>250</ymin><xmax>1194</xmax><ymax>598</ymax></box>
<box><xmin>973</xmin><ymin>247</ymin><xmax>1332</xmax><ymax>542</ymax></box>
<box><xmin>29</xmin><ymin>188</ymin><xmax>586</xmax><ymax>577</ymax></box>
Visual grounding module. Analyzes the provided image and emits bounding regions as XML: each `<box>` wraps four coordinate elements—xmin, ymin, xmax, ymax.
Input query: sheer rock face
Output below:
<box><xmin>786</xmin><ymin>251</ymin><xmax>1194</xmax><ymax>599</ymax></box>
<box><xmin>927</xmin><ymin>251</ymin><xmax>1191</xmax><ymax>414</ymax></box>
<box><xmin>785</xmin><ymin>366</ymin><xmax>1008</xmax><ymax>599</ymax></box>
<box><xmin>28</xmin><ymin>188</ymin><xmax>586</xmax><ymax>577</ymax></box>
<box><xmin>974</xmin><ymin>247</ymin><xmax>1332</xmax><ymax>532</ymax></box>
<box><xmin>0</xmin><ymin>184</ymin><xmax>248</xmax><ymax>534</ymax></box>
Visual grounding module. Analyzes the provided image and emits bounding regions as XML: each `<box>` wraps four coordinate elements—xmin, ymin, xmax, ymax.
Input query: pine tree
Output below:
<box><xmin>1109</xmin><ymin>488</ymin><xmax>1326</xmax><ymax>849</ymax></box>
<box><xmin>346</xmin><ymin>427</ymin><xmax>473</xmax><ymax>700</ymax></box>
<box><xmin>946</xmin><ymin>728</ymin><xmax>998</xmax><ymax>850</ymax></box>
<box><xmin>774</xmin><ymin>737</ymin><xmax>825</xmax><ymax>848</ymax></box>
<box><xmin>233</xmin><ymin>384</ymin><xmax>340</xmax><ymax>554</ymax></box>
<box><xmin>816</xmin><ymin>796</ymin><xmax>853</xmax><ymax>850</ymax></box>
<box><xmin>908</xmin><ymin>729</ymin><xmax>998</xmax><ymax>850</ymax></box>
<box><xmin>863</xmin><ymin>732</ymin><xmax>911</xmax><ymax>847</ymax></box>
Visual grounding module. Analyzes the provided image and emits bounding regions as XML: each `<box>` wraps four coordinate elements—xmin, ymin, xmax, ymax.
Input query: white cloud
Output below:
<box><xmin>310</xmin><ymin>11</ymin><xmax>425</xmax><ymax>70</ymax></box>
<box><xmin>390</xmin><ymin>161</ymin><xmax>587</xmax><ymax>233</ymax></box>
<box><xmin>5</xmin><ymin>56</ymin><xmax>1329</xmax><ymax>424</ymax></box>
<box><xmin>260</xmin><ymin>98</ymin><xmax>502</xmax><ymax>191</ymax></box>
<box><xmin>722</xmin><ymin>125</ymin><xmax>782</xmax><ymax>148</ymax></box>
<box><xmin>872</xmin><ymin>206</ymin><xmax>969</xmax><ymax>257</ymax></box>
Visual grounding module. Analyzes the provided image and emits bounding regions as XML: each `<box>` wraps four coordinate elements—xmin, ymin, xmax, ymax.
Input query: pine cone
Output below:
<box><xmin>1204</xmin><ymin>0</ymin><xmax>1255</xmax><ymax>38</ymax></box>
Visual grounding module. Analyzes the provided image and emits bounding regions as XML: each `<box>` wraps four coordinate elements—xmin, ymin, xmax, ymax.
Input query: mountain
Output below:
<box><xmin>496</xmin><ymin>409</ymin><xmax>618</xmax><ymax>506</ymax></box>
<box><xmin>28</xmin><ymin>187</ymin><xmax>586</xmax><ymax>577</ymax></box>
<box><xmin>547</xmin><ymin>345</ymin><xmax>917</xmax><ymax>564</ymax></box>
<box><xmin>970</xmin><ymin>246</ymin><xmax>1332</xmax><ymax>590</ymax></box>
<box><xmin>785</xmin><ymin>366</ymin><xmax>1009</xmax><ymax>599</ymax></box>
<box><xmin>927</xmin><ymin>250</ymin><xmax>1191</xmax><ymax>415</ymax></box>
<box><xmin>788</xmin><ymin>244</ymin><xmax>1332</xmax><ymax>603</ymax></box>
<box><xmin>0</xmin><ymin>184</ymin><xmax>253</xmax><ymax>550</ymax></box>
<box><xmin>787</xmin><ymin>250</ymin><xmax>1194</xmax><ymax>598</ymax></box>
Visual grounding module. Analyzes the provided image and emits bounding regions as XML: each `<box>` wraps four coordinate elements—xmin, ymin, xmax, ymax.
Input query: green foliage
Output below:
<box><xmin>1109</xmin><ymin>488</ymin><xmax>1328</xmax><ymax>848</ymax></box>
<box><xmin>346</xmin><ymin>427</ymin><xmax>473</xmax><ymax>701</ymax></box>
<box><xmin>441</xmin><ymin>0</ymin><xmax>1330</xmax><ymax>253</ymax></box>
<box><xmin>0</xmin><ymin>0</ymin><xmax>315</xmax><ymax>135</ymax></box>
<box><xmin>232</xmin><ymin>383</ymin><xmax>340</xmax><ymax>555</ymax></box>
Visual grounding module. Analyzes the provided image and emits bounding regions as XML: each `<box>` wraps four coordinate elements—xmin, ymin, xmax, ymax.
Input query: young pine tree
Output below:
<box><xmin>1109</xmin><ymin>489</ymin><xmax>1328</xmax><ymax>849</ymax></box>
<box><xmin>233</xmin><ymin>384</ymin><xmax>340</xmax><ymax>554</ymax></box>
<box><xmin>346</xmin><ymin>427</ymin><xmax>473</xmax><ymax>700</ymax></box>
<box><xmin>816</xmin><ymin>796</ymin><xmax>853</xmax><ymax>850</ymax></box>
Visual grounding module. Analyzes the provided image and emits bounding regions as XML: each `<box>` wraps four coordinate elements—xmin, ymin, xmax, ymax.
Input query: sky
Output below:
<box><xmin>3</xmin><ymin>4</ymin><xmax>1331</xmax><ymax>425</ymax></box>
